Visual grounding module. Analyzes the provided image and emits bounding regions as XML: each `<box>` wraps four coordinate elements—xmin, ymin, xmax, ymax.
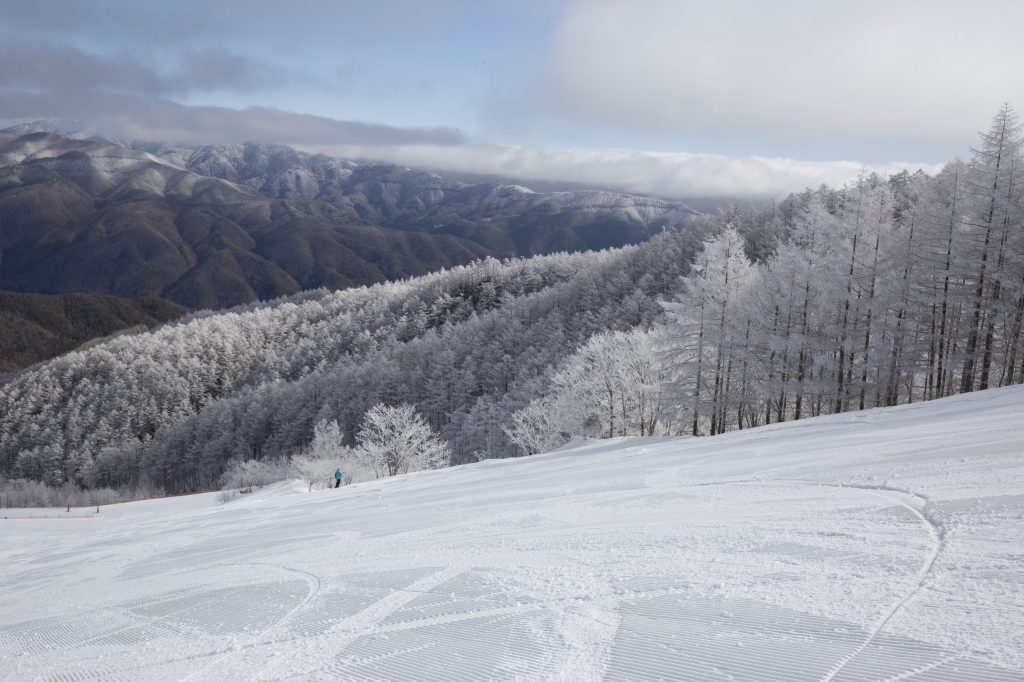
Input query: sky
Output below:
<box><xmin>1</xmin><ymin>0</ymin><xmax>1020</xmax><ymax>198</ymax></box>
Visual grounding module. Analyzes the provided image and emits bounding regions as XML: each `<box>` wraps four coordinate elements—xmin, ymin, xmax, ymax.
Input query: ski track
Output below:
<box><xmin>179</xmin><ymin>561</ymin><xmax>324</xmax><ymax>682</ymax></box>
<box><xmin>2</xmin><ymin>388</ymin><xmax>1024</xmax><ymax>680</ymax></box>
<box><xmin>640</xmin><ymin>476</ymin><xmax>955</xmax><ymax>682</ymax></box>
<box><xmin>816</xmin><ymin>486</ymin><xmax>945</xmax><ymax>682</ymax></box>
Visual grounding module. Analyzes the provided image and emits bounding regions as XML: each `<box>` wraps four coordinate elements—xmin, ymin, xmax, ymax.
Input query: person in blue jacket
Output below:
<box><xmin>335</xmin><ymin>468</ymin><xmax>343</xmax><ymax>488</ymax></box>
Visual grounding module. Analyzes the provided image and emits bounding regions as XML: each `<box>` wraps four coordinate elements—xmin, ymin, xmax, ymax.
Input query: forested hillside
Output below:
<box><xmin>3</xmin><ymin>106</ymin><xmax>1021</xmax><ymax>497</ymax></box>
<box><xmin>510</xmin><ymin>105</ymin><xmax>1024</xmax><ymax>446</ymax></box>
<box><xmin>0</xmin><ymin>292</ymin><xmax>185</xmax><ymax>373</ymax></box>
<box><xmin>0</xmin><ymin>128</ymin><xmax>699</xmax><ymax>371</ymax></box>
<box><xmin>0</xmin><ymin>228</ymin><xmax>708</xmax><ymax>492</ymax></box>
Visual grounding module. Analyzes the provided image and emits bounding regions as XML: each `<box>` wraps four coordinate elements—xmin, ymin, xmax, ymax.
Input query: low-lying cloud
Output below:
<box><xmin>0</xmin><ymin>91</ymin><xmax>465</xmax><ymax>147</ymax></box>
<box><xmin>312</xmin><ymin>143</ymin><xmax>938</xmax><ymax>199</ymax></box>
<box><xmin>1</xmin><ymin>89</ymin><xmax>938</xmax><ymax>199</ymax></box>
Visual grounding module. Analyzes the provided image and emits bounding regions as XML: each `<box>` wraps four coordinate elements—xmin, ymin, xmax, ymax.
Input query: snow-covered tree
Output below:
<box><xmin>504</xmin><ymin>396</ymin><xmax>570</xmax><ymax>455</ymax></box>
<box><xmin>310</xmin><ymin>419</ymin><xmax>346</xmax><ymax>461</ymax></box>
<box><xmin>353</xmin><ymin>403</ymin><xmax>450</xmax><ymax>478</ymax></box>
<box><xmin>290</xmin><ymin>418</ymin><xmax>350</xmax><ymax>490</ymax></box>
<box><xmin>548</xmin><ymin>330</ymin><xmax>669</xmax><ymax>438</ymax></box>
<box><xmin>662</xmin><ymin>228</ymin><xmax>756</xmax><ymax>434</ymax></box>
<box><xmin>291</xmin><ymin>453</ymin><xmax>339</xmax><ymax>491</ymax></box>
<box><xmin>220</xmin><ymin>458</ymin><xmax>290</xmax><ymax>491</ymax></box>
<box><xmin>960</xmin><ymin>103</ymin><xmax>1024</xmax><ymax>392</ymax></box>
<box><xmin>507</xmin><ymin>328</ymin><xmax>675</xmax><ymax>449</ymax></box>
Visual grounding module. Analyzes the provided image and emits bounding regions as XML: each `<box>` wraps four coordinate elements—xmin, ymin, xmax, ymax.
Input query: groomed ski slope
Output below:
<box><xmin>2</xmin><ymin>387</ymin><xmax>1024</xmax><ymax>681</ymax></box>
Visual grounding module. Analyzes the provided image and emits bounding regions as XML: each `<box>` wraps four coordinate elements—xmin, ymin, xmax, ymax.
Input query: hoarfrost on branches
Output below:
<box><xmin>353</xmin><ymin>403</ymin><xmax>450</xmax><ymax>478</ymax></box>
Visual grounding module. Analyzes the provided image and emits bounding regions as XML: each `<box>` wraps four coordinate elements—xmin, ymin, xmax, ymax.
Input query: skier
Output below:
<box><xmin>335</xmin><ymin>468</ymin><xmax>344</xmax><ymax>488</ymax></box>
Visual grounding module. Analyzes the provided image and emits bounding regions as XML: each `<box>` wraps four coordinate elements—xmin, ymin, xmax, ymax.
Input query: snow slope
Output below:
<box><xmin>2</xmin><ymin>387</ymin><xmax>1023</xmax><ymax>681</ymax></box>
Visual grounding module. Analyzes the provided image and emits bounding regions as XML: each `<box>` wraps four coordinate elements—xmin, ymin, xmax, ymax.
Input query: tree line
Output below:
<box><xmin>510</xmin><ymin>105</ymin><xmax>1024</xmax><ymax>445</ymax></box>
<box><xmin>0</xmin><ymin>228</ymin><xmax>705</xmax><ymax>493</ymax></box>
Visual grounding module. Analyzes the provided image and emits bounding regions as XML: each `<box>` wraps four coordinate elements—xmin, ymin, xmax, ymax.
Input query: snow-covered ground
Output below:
<box><xmin>2</xmin><ymin>387</ymin><xmax>1023</xmax><ymax>681</ymax></box>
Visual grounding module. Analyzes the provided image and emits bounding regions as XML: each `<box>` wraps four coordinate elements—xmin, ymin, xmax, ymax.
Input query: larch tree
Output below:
<box><xmin>663</xmin><ymin>228</ymin><xmax>755</xmax><ymax>435</ymax></box>
<box><xmin>960</xmin><ymin>103</ymin><xmax>1023</xmax><ymax>392</ymax></box>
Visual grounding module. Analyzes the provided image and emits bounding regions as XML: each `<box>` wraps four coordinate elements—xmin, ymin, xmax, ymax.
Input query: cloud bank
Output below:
<box><xmin>0</xmin><ymin>91</ymin><xmax>464</xmax><ymax>148</ymax></box>
<box><xmin>1</xmin><ymin>90</ymin><xmax>936</xmax><ymax>198</ymax></box>
<box><xmin>317</xmin><ymin>142</ymin><xmax>938</xmax><ymax>199</ymax></box>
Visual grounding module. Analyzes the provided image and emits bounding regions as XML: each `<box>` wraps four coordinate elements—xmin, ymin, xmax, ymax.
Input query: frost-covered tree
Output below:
<box><xmin>662</xmin><ymin>228</ymin><xmax>756</xmax><ymax>434</ymax></box>
<box><xmin>504</xmin><ymin>397</ymin><xmax>569</xmax><ymax>455</ymax></box>
<box><xmin>291</xmin><ymin>453</ymin><xmax>339</xmax><ymax>491</ymax></box>
<box><xmin>508</xmin><ymin>328</ymin><xmax>674</xmax><ymax>449</ymax></box>
<box><xmin>549</xmin><ymin>330</ymin><xmax>669</xmax><ymax>438</ymax></box>
<box><xmin>960</xmin><ymin>103</ymin><xmax>1023</xmax><ymax>392</ymax></box>
<box><xmin>353</xmin><ymin>403</ymin><xmax>450</xmax><ymax>478</ymax></box>
<box><xmin>220</xmin><ymin>458</ymin><xmax>290</xmax><ymax>491</ymax></box>
<box><xmin>288</xmin><ymin>418</ymin><xmax>352</xmax><ymax>490</ymax></box>
<box><xmin>310</xmin><ymin>419</ymin><xmax>346</xmax><ymax>461</ymax></box>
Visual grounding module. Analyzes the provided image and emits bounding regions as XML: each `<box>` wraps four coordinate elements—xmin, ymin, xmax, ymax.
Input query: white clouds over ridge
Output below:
<box><xmin>2</xmin><ymin>90</ymin><xmax>937</xmax><ymax>198</ymax></box>
<box><xmin>1</xmin><ymin>0</ymin><xmax>989</xmax><ymax>197</ymax></box>
<box><xmin>314</xmin><ymin>143</ymin><xmax>939</xmax><ymax>199</ymax></box>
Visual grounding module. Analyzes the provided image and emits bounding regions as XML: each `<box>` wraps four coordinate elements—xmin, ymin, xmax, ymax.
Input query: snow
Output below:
<box><xmin>2</xmin><ymin>387</ymin><xmax>1023</xmax><ymax>680</ymax></box>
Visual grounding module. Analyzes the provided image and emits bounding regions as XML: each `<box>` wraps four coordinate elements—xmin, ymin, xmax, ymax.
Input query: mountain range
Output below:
<box><xmin>0</xmin><ymin>128</ymin><xmax>699</xmax><ymax>310</ymax></box>
<box><xmin>0</xmin><ymin>291</ymin><xmax>185</xmax><ymax>374</ymax></box>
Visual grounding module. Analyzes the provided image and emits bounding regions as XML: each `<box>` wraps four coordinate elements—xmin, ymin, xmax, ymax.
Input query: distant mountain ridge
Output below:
<box><xmin>0</xmin><ymin>127</ymin><xmax>700</xmax><ymax>310</ymax></box>
<box><xmin>0</xmin><ymin>291</ymin><xmax>185</xmax><ymax>374</ymax></box>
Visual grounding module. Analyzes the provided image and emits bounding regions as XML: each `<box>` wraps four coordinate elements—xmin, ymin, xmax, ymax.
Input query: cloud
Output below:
<box><xmin>1</xmin><ymin>88</ymin><xmax>937</xmax><ymax>198</ymax></box>
<box><xmin>0</xmin><ymin>0</ymin><xmax>496</xmax><ymax>46</ymax></box>
<box><xmin>2</xmin><ymin>88</ymin><xmax>934</xmax><ymax>198</ymax></box>
<box><xmin>0</xmin><ymin>1</ymin><xmax>213</xmax><ymax>44</ymax></box>
<box><xmin>0</xmin><ymin>0</ymin><xmax>955</xmax><ymax>201</ymax></box>
<box><xmin>178</xmin><ymin>49</ymin><xmax>296</xmax><ymax>92</ymax></box>
<box><xmin>311</xmin><ymin>142</ymin><xmax>939</xmax><ymax>199</ymax></box>
<box><xmin>0</xmin><ymin>45</ymin><xmax>300</xmax><ymax>96</ymax></box>
<box><xmin>539</xmin><ymin>0</ymin><xmax>1024</xmax><ymax>150</ymax></box>
<box><xmin>0</xmin><ymin>46</ymin><xmax>179</xmax><ymax>95</ymax></box>
<box><xmin>0</xmin><ymin>91</ymin><xmax>465</xmax><ymax>147</ymax></box>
